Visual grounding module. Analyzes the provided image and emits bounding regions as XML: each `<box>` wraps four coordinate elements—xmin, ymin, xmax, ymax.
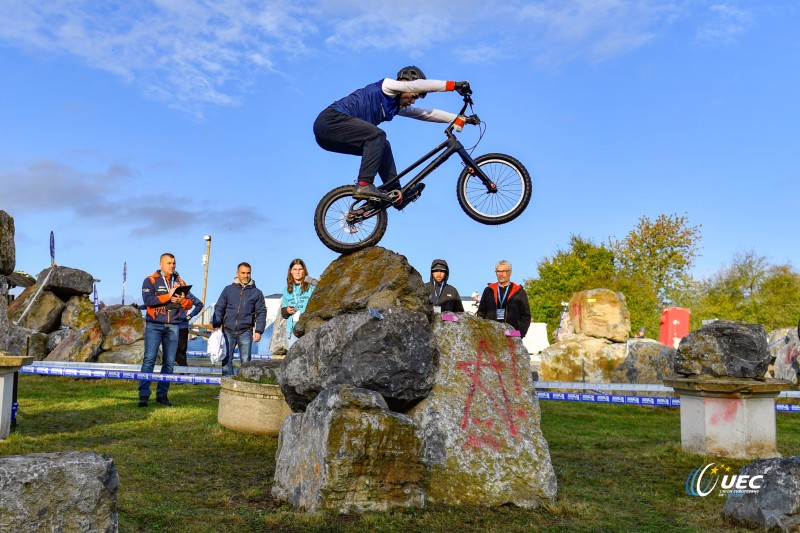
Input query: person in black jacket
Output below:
<box><xmin>424</xmin><ymin>259</ymin><xmax>464</xmax><ymax>313</ymax></box>
<box><xmin>211</xmin><ymin>262</ymin><xmax>267</xmax><ymax>376</ymax></box>
<box><xmin>477</xmin><ymin>260</ymin><xmax>531</xmax><ymax>337</ymax></box>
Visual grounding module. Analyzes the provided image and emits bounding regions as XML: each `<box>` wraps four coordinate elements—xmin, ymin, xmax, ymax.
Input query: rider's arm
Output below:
<box><xmin>381</xmin><ymin>78</ymin><xmax>455</xmax><ymax>96</ymax></box>
<box><xmin>398</xmin><ymin>106</ymin><xmax>458</xmax><ymax>123</ymax></box>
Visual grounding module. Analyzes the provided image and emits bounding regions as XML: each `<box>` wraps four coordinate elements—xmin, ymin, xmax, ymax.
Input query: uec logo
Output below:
<box><xmin>685</xmin><ymin>463</ymin><xmax>764</xmax><ymax>497</ymax></box>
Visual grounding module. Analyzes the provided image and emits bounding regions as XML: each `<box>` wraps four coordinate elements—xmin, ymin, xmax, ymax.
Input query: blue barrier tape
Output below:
<box><xmin>536</xmin><ymin>391</ymin><xmax>800</xmax><ymax>412</ymax></box>
<box><xmin>19</xmin><ymin>365</ymin><xmax>221</xmax><ymax>385</ymax></box>
<box><xmin>186</xmin><ymin>351</ymin><xmax>272</xmax><ymax>360</ymax></box>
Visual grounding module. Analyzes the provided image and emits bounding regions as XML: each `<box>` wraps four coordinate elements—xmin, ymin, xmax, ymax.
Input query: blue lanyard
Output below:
<box><xmin>497</xmin><ymin>285</ymin><xmax>510</xmax><ymax>308</ymax></box>
<box><xmin>433</xmin><ymin>282</ymin><xmax>444</xmax><ymax>304</ymax></box>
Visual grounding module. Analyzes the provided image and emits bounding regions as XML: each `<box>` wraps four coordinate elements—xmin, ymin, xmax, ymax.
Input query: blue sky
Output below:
<box><xmin>1</xmin><ymin>1</ymin><xmax>798</xmax><ymax>308</ymax></box>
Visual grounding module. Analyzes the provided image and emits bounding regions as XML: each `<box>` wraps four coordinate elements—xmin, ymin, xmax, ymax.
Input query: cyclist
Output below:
<box><xmin>313</xmin><ymin>66</ymin><xmax>474</xmax><ymax>207</ymax></box>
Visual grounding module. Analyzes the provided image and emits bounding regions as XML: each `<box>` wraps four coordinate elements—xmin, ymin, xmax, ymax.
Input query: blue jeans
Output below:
<box><xmin>222</xmin><ymin>329</ymin><xmax>253</xmax><ymax>376</ymax></box>
<box><xmin>286</xmin><ymin>329</ymin><xmax>299</xmax><ymax>349</ymax></box>
<box><xmin>139</xmin><ymin>322</ymin><xmax>179</xmax><ymax>399</ymax></box>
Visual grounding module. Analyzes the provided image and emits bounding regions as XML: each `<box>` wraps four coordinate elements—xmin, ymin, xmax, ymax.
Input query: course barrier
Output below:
<box><xmin>15</xmin><ymin>361</ymin><xmax>800</xmax><ymax>412</ymax></box>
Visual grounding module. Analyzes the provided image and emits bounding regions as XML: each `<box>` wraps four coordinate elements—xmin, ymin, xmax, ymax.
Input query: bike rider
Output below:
<box><xmin>313</xmin><ymin>66</ymin><xmax>475</xmax><ymax>208</ymax></box>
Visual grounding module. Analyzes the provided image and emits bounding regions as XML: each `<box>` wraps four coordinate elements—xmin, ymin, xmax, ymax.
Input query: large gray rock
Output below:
<box><xmin>0</xmin><ymin>276</ymin><xmax>9</xmax><ymax>349</ymax></box>
<box><xmin>269</xmin><ymin>311</ymin><xmax>289</xmax><ymax>356</ymax></box>
<box><xmin>61</xmin><ymin>295</ymin><xmax>100</xmax><ymax>330</ymax></box>
<box><xmin>47</xmin><ymin>327</ymin><xmax>74</xmax><ymax>353</ymax></box>
<box><xmin>673</xmin><ymin>320</ymin><xmax>770</xmax><ymax>378</ymax></box>
<box><xmin>611</xmin><ymin>338</ymin><xmax>676</xmax><ymax>384</ymax></box>
<box><xmin>295</xmin><ymin>246</ymin><xmax>432</xmax><ymax>337</ymax></box>
<box><xmin>272</xmin><ymin>385</ymin><xmax>425</xmax><ymax>513</ymax></box>
<box><xmin>0</xmin><ymin>451</ymin><xmax>119</xmax><ymax>533</ymax></box>
<box><xmin>36</xmin><ymin>266</ymin><xmax>94</xmax><ymax>299</ymax></box>
<box><xmin>408</xmin><ymin>314</ymin><xmax>557</xmax><ymax>508</ymax></box>
<box><xmin>2</xmin><ymin>326</ymin><xmax>48</xmax><ymax>359</ymax></box>
<box><xmin>8</xmin><ymin>289</ymin><xmax>65</xmax><ymax>333</ymax></box>
<box><xmin>769</xmin><ymin>328</ymin><xmax>799</xmax><ymax>388</ymax></box>
<box><xmin>45</xmin><ymin>323</ymin><xmax>104</xmax><ymax>362</ymax></box>
<box><xmin>723</xmin><ymin>456</ymin><xmax>800</xmax><ymax>531</ymax></box>
<box><xmin>237</xmin><ymin>359</ymin><xmax>282</xmax><ymax>383</ymax></box>
<box><xmin>280</xmin><ymin>307</ymin><xmax>437</xmax><ymax>412</ymax></box>
<box><xmin>0</xmin><ymin>210</ymin><xmax>14</xmax><ymax>275</ymax></box>
<box><xmin>96</xmin><ymin>340</ymin><xmax>144</xmax><ymax>364</ymax></box>
<box><xmin>97</xmin><ymin>304</ymin><xmax>145</xmax><ymax>350</ymax></box>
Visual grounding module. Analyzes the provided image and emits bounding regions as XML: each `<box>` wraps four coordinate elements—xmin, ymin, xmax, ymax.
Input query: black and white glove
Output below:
<box><xmin>465</xmin><ymin>114</ymin><xmax>481</xmax><ymax>125</ymax></box>
<box><xmin>454</xmin><ymin>81</ymin><xmax>472</xmax><ymax>96</ymax></box>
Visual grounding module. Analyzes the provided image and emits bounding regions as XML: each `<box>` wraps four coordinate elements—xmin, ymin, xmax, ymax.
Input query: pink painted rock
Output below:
<box><xmin>408</xmin><ymin>314</ymin><xmax>557</xmax><ymax>508</ymax></box>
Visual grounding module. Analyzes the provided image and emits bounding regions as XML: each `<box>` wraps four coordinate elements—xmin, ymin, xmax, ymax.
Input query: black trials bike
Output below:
<box><xmin>313</xmin><ymin>94</ymin><xmax>533</xmax><ymax>254</ymax></box>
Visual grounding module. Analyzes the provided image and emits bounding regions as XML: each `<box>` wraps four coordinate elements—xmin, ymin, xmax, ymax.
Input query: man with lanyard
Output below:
<box><xmin>476</xmin><ymin>259</ymin><xmax>531</xmax><ymax>337</ymax></box>
<box><xmin>424</xmin><ymin>259</ymin><xmax>464</xmax><ymax>313</ymax></box>
<box><xmin>138</xmin><ymin>253</ymin><xmax>193</xmax><ymax>407</ymax></box>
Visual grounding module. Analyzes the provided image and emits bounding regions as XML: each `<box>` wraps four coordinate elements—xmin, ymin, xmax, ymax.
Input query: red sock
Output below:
<box><xmin>358</xmin><ymin>180</ymin><xmax>371</xmax><ymax>187</ymax></box>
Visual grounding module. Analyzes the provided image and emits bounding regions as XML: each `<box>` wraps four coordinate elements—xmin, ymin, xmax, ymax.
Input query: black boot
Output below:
<box><xmin>138</xmin><ymin>397</ymin><xmax>149</xmax><ymax>407</ymax></box>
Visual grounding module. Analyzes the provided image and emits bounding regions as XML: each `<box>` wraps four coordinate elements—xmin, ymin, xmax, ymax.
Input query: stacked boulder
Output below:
<box><xmin>768</xmin><ymin>327</ymin><xmax>799</xmax><ymax>388</ymax></box>
<box><xmin>1</xmin><ymin>258</ymin><xmax>144</xmax><ymax>363</ymax></box>
<box><xmin>0</xmin><ymin>211</ymin><xmax>15</xmax><ymax>351</ymax></box>
<box><xmin>672</xmin><ymin>320</ymin><xmax>770</xmax><ymax>379</ymax></box>
<box><xmin>273</xmin><ymin>247</ymin><xmax>557</xmax><ymax>513</ymax></box>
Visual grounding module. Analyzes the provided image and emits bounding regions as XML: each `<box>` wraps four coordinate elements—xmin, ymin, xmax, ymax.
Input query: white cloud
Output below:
<box><xmin>696</xmin><ymin>3</ymin><xmax>756</xmax><ymax>45</ymax></box>
<box><xmin>0</xmin><ymin>0</ymin><xmax>315</xmax><ymax>116</ymax></box>
<box><xmin>0</xmin><ymin>0</ymin><xmax>760</xmax><ymax>113</ymax></box>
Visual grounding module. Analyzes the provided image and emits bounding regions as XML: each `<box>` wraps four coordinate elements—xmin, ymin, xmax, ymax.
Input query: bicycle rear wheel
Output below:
<box><xmin>456</xmin><ymin>153</ymin><xmax>532</xmax><ymax>225</ymax></box>
<box><xmin>314</xmin><ymin>185</ymin><xmax>388</xmax><ymax>254</ymax></box>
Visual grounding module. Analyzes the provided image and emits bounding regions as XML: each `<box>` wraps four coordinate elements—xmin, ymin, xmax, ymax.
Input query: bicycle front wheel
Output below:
<box><xmin>314</xmin><ymin>185</ymin><xmax>388</xmax><ymax>254</ymax></box>
<box><xmin>456</xmin><ymin>153</ymin><xmax>532</xmax><ymax>225</ymax></box>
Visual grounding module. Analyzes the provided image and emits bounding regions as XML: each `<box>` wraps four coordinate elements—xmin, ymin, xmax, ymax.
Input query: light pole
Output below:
<box><xmin>201</xmin><ymin>235</ymin><xmax>212</xmax><ymax>317</ymax></box>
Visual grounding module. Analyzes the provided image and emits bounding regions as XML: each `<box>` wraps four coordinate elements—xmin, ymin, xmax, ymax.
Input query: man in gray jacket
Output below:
<box><xmin>211</xmin><ymin>262</ymin><xmax>267</xmax><ymax>376</ymax></box>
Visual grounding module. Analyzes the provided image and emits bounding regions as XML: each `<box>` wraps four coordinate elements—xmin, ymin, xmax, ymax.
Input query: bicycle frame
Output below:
<box><xmin>376</xmin><ymin>96</ymin><xmax>497</xmax><ymax>202</ymax></box>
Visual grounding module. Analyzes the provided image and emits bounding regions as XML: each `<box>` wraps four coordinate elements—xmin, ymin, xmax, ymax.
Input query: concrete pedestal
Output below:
<box><xmin>218</xmin><ymin>377</ymin><xmax>293</xmax><ymax>436</ymax></box>
<box><xmin>664</xmin><ymin>377</ymin><xmax>790</xmax><ymax>459</ymax></box>
<box><xmin>0</xmin><ymin>355</ymin><xmax>33</xmax><ymax>439</ymax></box>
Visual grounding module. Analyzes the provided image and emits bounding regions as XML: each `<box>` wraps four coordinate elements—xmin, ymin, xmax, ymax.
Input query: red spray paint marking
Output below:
<box><xmin>785</xmin><ymin>342</ymin><xmax>799</xmax><ymax>365</ymax></box>
<box><xmin>457</xmin><ymin>339</ymin><xmax>520</xmax><ymax>438</ymax></box>
<box><xmin>709</xmin><ymin>398</ymin><xmax>742</xmax><ymax>425</ymax></box>
<box><xmin>464</xmin><ymin>432</ymin><xmax>503</xmax><ymax>451</ymax></box>
<box><xmin>506</xmin><ymin>336</ymin><xmax>522</xmax><ymax>395</ymax></box>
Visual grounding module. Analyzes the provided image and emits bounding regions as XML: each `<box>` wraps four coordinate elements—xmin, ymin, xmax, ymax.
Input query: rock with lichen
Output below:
<box><xmin>272</xmin><ymin>385</ymin><xmax>425</xmax><ymax>513</ymax></box>
<box><xmin>280</xmin><ymin>307</ymin><xmax>437</xmax><ymax>412</ymax></box>
<box><xmin>538</xmin><ymin>333</ymin><xmax>627</xmax><ymax>382</ymax></box>
<box><xmin>294</xmin><ymin>246</ymin><xmax>432</xmax><ymax>337</ymax></box>
<box><xmin>673</xmin><ymin>320</ymin><xmax>770</xmax><ymax>378</ymax></box>
<box><xmin>408</xmin><ymin>314</ymin><xmax>557</xmax><ymax>508</ymax></box>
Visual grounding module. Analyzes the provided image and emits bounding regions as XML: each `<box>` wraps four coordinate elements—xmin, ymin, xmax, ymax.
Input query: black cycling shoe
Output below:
<box><xmin>155</xmin><ymin>396</ymin><xmax>174</xmax><ymax>407</ymax></box>
<box><xmin>393</xmin><ymin>183</ymin><xmax>426</xmax><ymax>210</ymax></box>
<box><xmin>353</xmin><ymin>183</ymin><xmax>392</xmax><ymax>203</ymax></box>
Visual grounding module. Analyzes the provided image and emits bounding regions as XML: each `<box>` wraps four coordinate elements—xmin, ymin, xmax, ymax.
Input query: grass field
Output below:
<box><xmin>2</xmin><ymin>375</ymin><xmax>798</xmax><ymax>532</ymax></box>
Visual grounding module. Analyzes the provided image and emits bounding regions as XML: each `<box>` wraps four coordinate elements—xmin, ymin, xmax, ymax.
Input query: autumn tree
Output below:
<box><xmin>525</xmin><ymin>235</ymin><xmax>659</xmax><ymax>339</ymax></box>
<box><xmin>691</xmin><ymin>251</ymin><xmax>800</xmax><ymax>330</ymax></box>
<box><xmin>610</xmin><ymin>213</ymin><xmax>702</xmax><ymax>304</ymax></box>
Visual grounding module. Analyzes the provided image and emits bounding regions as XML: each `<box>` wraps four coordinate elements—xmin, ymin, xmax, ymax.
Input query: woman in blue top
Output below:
<box><xmin>281</xmin><ymin>258</ymin><xmax>315</xmax><ymax>348</ymax></box>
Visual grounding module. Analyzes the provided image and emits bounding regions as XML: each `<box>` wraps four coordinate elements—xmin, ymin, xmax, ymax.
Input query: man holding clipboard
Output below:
<box><xmin>138</xmin><ymin>253</ymin><xmax>194</xmax><ymax>407</ymax></box>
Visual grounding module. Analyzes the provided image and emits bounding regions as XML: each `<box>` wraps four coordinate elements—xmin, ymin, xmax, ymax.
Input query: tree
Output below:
<box><xmin>525</xmin><ymin>235</ymin><xmax>659</xmax><ymax>339</ymax></box>
<box><xmin>610</xmin><ymin>213</ymin><xmax>702</xmax><ymax>304</ymax></box>
<box><xmin>691</xmin><ymin>251</ymin><xmax>800</xmax><ymax>330</ymax></box>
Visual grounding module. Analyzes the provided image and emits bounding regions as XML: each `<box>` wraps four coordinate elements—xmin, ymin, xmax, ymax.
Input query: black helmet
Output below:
<box><xmin>397</xmin><ymin>65</ymin><xmax>426</xmax><ymax>81</ymax></box>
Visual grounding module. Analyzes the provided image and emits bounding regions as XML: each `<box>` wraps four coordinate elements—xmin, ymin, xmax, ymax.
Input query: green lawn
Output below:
<box><xmin>2</xmin><ymin>375</ymin><xmax>798</xmax><ymax>532</ymax></box>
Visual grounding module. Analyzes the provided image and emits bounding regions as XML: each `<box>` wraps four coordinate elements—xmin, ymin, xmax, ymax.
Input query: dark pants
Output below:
<box><xmin>176</xmin><ymin>327</ymin><xmax>188</xmax><ymax>367</ymax></box>
<box><xmin>313</xmin><ymin>107</ymin><xmax>397</xmax><ymax>185</ymax></box>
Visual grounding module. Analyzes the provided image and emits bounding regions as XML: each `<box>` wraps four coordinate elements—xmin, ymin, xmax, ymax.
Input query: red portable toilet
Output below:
<box><xmin>659</xmin><ymin>307</ymin><xmax>690</xmax><ymax>348</ymax></box>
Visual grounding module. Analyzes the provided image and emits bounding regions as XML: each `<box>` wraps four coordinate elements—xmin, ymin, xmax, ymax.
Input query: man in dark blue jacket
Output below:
<box><xmin>212</xmin><ymin>262</ymin><xmax>267</xmax><ymax>376</ymax></box>
<box><xmin>313</xmin><ymin>66</ymin><xmax>473</xmax><ymax>206</ymax></box>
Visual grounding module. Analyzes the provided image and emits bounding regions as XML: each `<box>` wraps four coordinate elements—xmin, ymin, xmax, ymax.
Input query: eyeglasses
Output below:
<box><xmin>495</xmin><ymin>270</ymin><xmax>511</xmax><ymax>274</ymax></box>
